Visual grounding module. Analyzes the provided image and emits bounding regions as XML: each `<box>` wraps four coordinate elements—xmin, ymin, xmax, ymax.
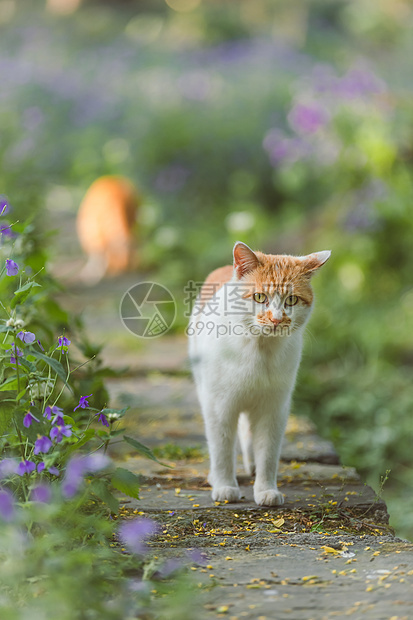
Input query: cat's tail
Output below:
<box><xmin>237</xmin><ymin>413</ymin><xmax>255</xmax><ymax>476</ymax></box>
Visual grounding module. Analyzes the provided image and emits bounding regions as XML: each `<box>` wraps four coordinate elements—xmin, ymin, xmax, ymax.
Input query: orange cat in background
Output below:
<box><xmin>76</xmin><ymin>176</ymin><xmax>140</xmax><ymax>284</ymax></box>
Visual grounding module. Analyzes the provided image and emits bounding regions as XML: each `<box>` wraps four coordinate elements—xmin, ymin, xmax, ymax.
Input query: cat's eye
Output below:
<box><xmin>285</xmin><ymin>295</ymin><xmax>299</xmax><ymax>307</ymax></box>
<box><xmin>253</xmin><ymin>292</ymin><xmax>267</xmax><ymax>304</ymax></box>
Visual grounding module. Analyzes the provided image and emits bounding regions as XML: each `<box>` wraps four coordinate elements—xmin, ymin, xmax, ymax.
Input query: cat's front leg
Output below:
<box><xmin>251</xmin><ymin>410</ymin><xmax>288</xmax><ymax>506</ymax></box>
<box><xmin>203</xmin><ymin>407</ymin><xmax>240</xmax><ymax>503</ymax></box>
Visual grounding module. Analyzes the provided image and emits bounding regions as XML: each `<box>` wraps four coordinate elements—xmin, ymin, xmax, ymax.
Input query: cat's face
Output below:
<box><xmin>231</xmin><ymin>242</ymin><xmax>330</xmax><ymax>337</ymax></box>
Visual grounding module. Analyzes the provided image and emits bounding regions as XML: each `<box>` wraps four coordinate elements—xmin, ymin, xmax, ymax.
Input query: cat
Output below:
<box><xmin>76</xmin><ymin>176</ymin><xmax>139</xmax><ymax>284</ymax></box>
<box><xmin>188</xmin><ymin>241</ymin><xmax>330</xmax><ymax>506</ymax></box>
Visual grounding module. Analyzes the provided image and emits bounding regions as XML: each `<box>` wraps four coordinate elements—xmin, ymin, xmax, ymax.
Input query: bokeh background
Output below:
<box><xmin>1</xmin><ymin>0</ymin><xmax>413</xmax><ymax>537</ymax></box>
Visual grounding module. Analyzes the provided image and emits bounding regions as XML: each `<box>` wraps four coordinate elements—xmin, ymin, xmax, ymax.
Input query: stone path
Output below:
<box><xmin>102</xmin><ymin>337</ymin><xmax>413</xmax><ymax>620</ymax></box>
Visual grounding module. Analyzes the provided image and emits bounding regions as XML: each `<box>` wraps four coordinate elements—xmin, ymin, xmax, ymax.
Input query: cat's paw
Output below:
<box><xmin>212</xmin><ymin>486</ymin><xmax>241</xmax><ymax>503</ymax></box>
<box><xmin>254</xmin><ymin>489</ymin><xmax>284</xmax><ymax>506</ymax></box>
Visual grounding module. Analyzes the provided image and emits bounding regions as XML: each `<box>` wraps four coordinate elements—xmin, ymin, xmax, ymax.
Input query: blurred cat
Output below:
<box><xmin>46</xmin><ymin>0</ymin><xmax>82</xmax><ymax>15</ymax></box>
<box><xmin>76</xmin><ymin>175</ymin><xmax>139</xmax><ymax>284</ymax></box>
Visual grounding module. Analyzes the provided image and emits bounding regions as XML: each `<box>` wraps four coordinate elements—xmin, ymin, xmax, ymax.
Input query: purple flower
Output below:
<box><xmin>31</xmin><ymin>484</ymin><xmax>51</xmax><ymax>503</ymax></box>
<box><xmin>288</xmin><ymin>102</ymin><xmax>329</xmax><ymax>135</ymax></box>
<box><xmin>16</xmin><ymin>460</ymin><xmax>36</xmax><ymax>476</ymax></box>
<box><xmin>62</xmin><ymin>453</ymin><xmax>110</xmax><ymax>498</ymax></box>
<box><xmin>17</xmin><ymin>331</ymin><xmax>36</xmax><ymax>344</ymax></box>
<box><xmin>58</xmin><ymin>336</ymin><xmax>71</xmax><ymax>348</ymax></box>
<box><xmin>5</xmin><ymin>258</ymin><xmax>19</xmax><ymax>276</ymax></box>
<box><xmin>23</xmin><ymin>411</ymin><xmax>40</xmax><ymax>428</ymax></box>
<box><xmin>74</xmin><ymin>394</ymin><xmax>92</xmax><ymax>412</ymax></box>
<box><xmin>58</xmin><ymin>335</ymin><xmax>71</xmax><ymax>354</ymax></box>
<box><xmin>7</xmin><ymin>343</ymin><xmax>23</xmax><ymax>364</ymax></box>
<box><xmin>0</xmin><ymin>458</ymin><xmax>18</xmax><ymax>479</ymax></box>
<box><xmin>263</xmin><ymin>129</ymin><xmax>307</xmax><ymax>166</ymax></box>
<box><xmin>118</xmin><ymin>518</ymin><xmax>159</xmax><ymax>555</ymax></box>
<box><xmin>84</xmin><ymin>453</ymin><xmax>111</xmax><ymax>473</ymax></box>
<box><xmin>61</xmin><ymin>481</ymin><xmax>78</xmax><ymax>499</ymax></box>
<box><xmin>336</xmin><ymin>66</ymin><xmax>385</xmax><ymax>99</ymax></box>
<box><xmin>43</xmin><ymin>405</ymin><xmax>63</xmax><ymax>421</ymax></box>
<box><xmin>48</xmin><ymin>466</ymin><xmax>59</xmax><ymax>476</ymax></box>
<box><xmin>37</xmin><ymin>462</ymin><xmax>45</xmax><ymax>473</ymax></box>
<box><xmin>0</xmin><ymin>222</ymin><xmax>13</xmax><ymax>239</ymax></box>
<box><xmin>52</xmin><ymin>414</ymin><xmax>65</xmax><ymax>426</ymax></box>
<box><xmin>0</xmin><ymin>488</ymin><xmax>15</xmax><ymax>522</ymax></box>
<box><xmin>37</xmin><ymin>339</ymin><xmax>45</xmax><ymax>351</ymax></box>
<box><xmin>50</xmin><ymin>424</ymin><xmax>72</xmax><ymax>443</ymax></box>
<box><xmin>34</xmin><ymin>435</ymin><xmax>53</xmax><ymax>455</ymax></box>
<box><xmin>97</xmin><ymin>412</ymin><xmax>109</xmax><ymax>427</ymax></box>
<box><xmin>43</xmin><ymin>407</ymin><xmax>52</xmax><ymax>421</ymax></box>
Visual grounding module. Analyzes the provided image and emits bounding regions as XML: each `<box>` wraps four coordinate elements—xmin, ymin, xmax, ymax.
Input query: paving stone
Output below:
<box><xmin>111</xmin><ymin>450</ymin><xmax>359</xmax><ymax>487</ymax></box>
<box><xmin>189</xmin><ymin>538</ymin><xmax>413</xmax><ymax>620</ymax></box>
<box><xmin>102</xmin><ymin>335</ymin><xmax>189</xmax><ymax>374</ymax></box>
<box><xmin>123</xmin><ymin>482</ymin><xmax>387</xmax><ymax>521</ymax></box>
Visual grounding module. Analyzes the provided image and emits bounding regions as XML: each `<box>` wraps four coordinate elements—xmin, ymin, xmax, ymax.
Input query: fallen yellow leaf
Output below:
<box><xmin>320</xmin><ymin>546</ymin><xmax>341</xmax><ymax>555</ymax></box>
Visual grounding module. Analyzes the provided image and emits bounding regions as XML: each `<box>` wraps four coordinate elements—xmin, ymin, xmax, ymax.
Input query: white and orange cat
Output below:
<box><xmin>76</xmin><ymin>176</ymin><xmax>139</xmax><ymax>284</ymax></box>
<box><xmin>188</xmin><ymin>242</ymin><xmax>330</xmax><ymax>506</ymax></box>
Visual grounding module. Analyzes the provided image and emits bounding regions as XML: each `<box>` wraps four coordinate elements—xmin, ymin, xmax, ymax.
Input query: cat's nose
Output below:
<box><xmin>270</xmin><ymin>316</ymin><xmax>282</xmax><ymax>326</ymax></box>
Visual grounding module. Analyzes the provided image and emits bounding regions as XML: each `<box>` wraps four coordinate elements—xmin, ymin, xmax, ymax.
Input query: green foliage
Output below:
<box><xmin>0</xmin><ymin>214</ymin><xmax>195</xmax><ymax>618</ymax></box>
<box><xmin>111</xmin><ymin>467</ymin><xmax>141</xmax><ymax>500</ymax></box>
<box><xmin>123</xmin><ymin>435</ymin><xmax>170</xmax><ymax>466</ymax></box>
<box><xmin>0</xmin><ymin>488</ymin><xmax>196</xmax><ymax>620</ymax></box>
<box><xmin>153</xmin><ymin>444</ymin><xmax>205</xmax><ymax>461</ymax></box>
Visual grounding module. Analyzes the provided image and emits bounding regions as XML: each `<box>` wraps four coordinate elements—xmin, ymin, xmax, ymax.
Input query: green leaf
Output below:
<box><xmin>0</xmin><ymin>400</ymin><xmax>14</xmax><ymax>435</ymax></box>
<box><xmin>0</xmin><ymin>325</ymin><xmax>12</xmax><ymax>333</ymax></box>
<box><xmin>29</xmin><ymin>350</ymin><xmax>73</xmax><ymax>393</ymax></box>
<box><xmin>100</xmin><ymin>407</ymin><xmax>128</xmax><ymax>417</ymax></box>
<box><xmin>109</xmin><ymin>428</ymin><xmax>126</xmax><ymax>437</ymax></box>
<box><xmin>123</xmin><ymin>435</ymin><xmax>170</xmax><ymax>467</ymax></box>
<box><xmin>20</xmin><ymin>358</ymin><xmax>36</xmax><ymax>373</ymax></box>
<box><xmin>16</xmin><ymin>388</ymin><xmax>26</xmax><ymax>401</ymax></box>
<box><xmin>0</xmin><ymin>377</ymin><xmax>18</xmax><ymax>392</ymax></box>
<box><xmin>111</xmin><ymin>467</ymin><xmax>140</xmax><ymax>500</ymax></box>
<box><xmin>90</xmin><ymin>479</ymin><xmax>119</xmax><ymax>513</ymax></box>
<box><xmin>66</xmin><ymin>428</ymin><xmax>96</xmax><ymax>454</ymax></box>
<box><xmin>11</xmin><ymin>281</ymin><xmax>41</xmax><ymax>308</ymax></box>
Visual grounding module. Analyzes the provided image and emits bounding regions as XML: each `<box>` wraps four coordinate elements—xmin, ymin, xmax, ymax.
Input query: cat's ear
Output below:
<box><xmin>298</xmin><ymin>250</ymin><xmax>331</xmax><ymax>276</ymax></box>
<box><xmin>233</xmin><ymin>242</ymin><xmax>260</xmax><ymax>278</ymax></box>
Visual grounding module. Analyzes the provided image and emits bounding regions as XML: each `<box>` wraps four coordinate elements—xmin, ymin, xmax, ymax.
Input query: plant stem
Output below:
<box><xmin>12</xmin><ymin>336</ymin><xmax>26</xmax><ymax>462</ymax></box>
<box><xmin>14</xmin><ymin>336</ymin><xmax>21</xmax><ymax>401</ymax></box>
